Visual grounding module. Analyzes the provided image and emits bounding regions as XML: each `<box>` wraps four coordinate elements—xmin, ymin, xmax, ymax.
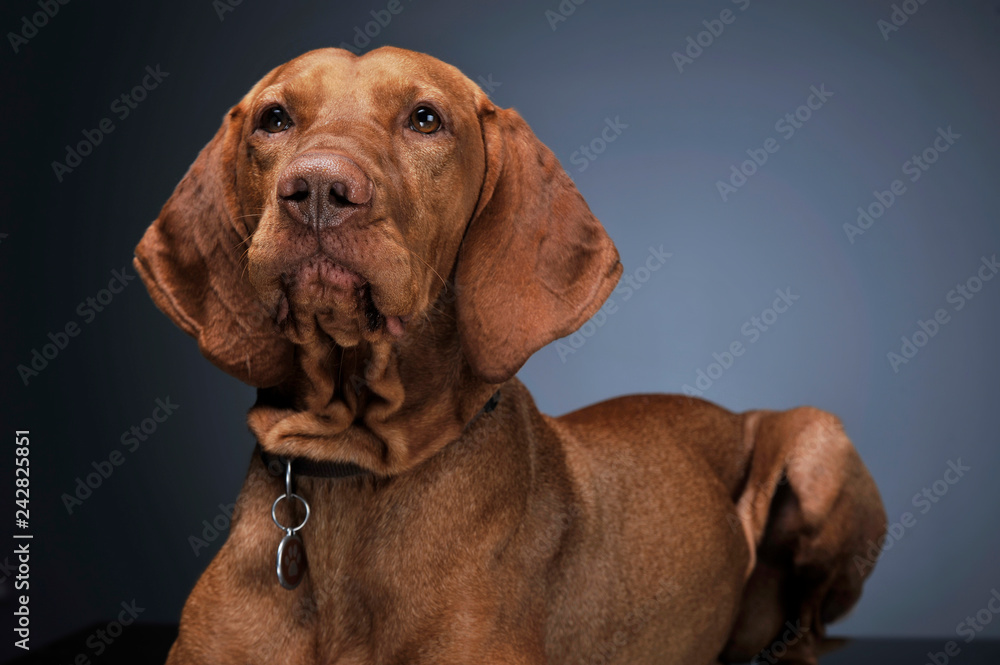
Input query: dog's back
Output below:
<box><xmin>553</xmin><ymin>394</ymin><xmax>886</xmax><ymax>664</ymax></box>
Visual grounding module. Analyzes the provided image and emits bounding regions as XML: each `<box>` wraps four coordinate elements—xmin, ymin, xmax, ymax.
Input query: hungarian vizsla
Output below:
<box><xmin>135</xmin><ymin>46</ymin><xmax>886</xmax><ymax>664</ymax></box>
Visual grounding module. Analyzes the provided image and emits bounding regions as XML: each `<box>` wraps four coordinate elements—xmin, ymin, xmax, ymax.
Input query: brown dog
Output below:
<box><xmin>135</xmin><ymin>46</ymin><xmax>886</xmax><ymax>664</ymax></box>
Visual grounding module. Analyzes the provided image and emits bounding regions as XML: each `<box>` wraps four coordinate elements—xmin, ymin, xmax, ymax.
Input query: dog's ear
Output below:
<box><xmin>455</xmin><ymin>106</ymin><xmax>622</xmax><ymax>383</ymax></box>
<box><xmin>134</xmin><ymin>109</ymin><xmax>294</xmax><ymax>387</ymax></box>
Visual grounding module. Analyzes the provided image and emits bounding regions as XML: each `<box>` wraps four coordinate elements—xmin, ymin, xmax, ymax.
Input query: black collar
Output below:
<box><xmin>258</xmin><ymin>389</ymin><xmax>501</xmax><ymax>479</ymax></box>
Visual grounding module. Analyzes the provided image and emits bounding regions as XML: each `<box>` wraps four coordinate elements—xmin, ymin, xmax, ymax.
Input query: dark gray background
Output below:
<box><xmin>2</xmin><ymin>0</ymin><xmax>998</xmax><ymax>659</ymax></box>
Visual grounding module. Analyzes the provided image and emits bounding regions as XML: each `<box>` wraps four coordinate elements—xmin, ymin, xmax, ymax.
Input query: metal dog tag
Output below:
<box><xmin>276</xmin><ymin>530</ymin><xmax>307</xmax><ymax>590</ymax></box>
<box><xmin>272</xmin><ymin>459</ymin><xmax>311</xmax><ymax>590</ymax></box>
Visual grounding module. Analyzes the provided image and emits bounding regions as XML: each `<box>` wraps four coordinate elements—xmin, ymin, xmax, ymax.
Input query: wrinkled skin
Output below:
<box><xmin>135</xmin><ymin>47</ymin><xmax>886</xmax><ymax>665</ymax></box>
<box><xmin>242</xmin><ymin>50</ymin><xmax>484</xmax><ymax>351</ymax></box>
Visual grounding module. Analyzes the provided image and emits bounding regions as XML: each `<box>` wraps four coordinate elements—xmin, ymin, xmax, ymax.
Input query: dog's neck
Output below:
<box><xmin>247</xmin><ymin>296</ymin><xmax>499</xmax><ymax>476</ymax></box>
<box><xmin>257</xmin><ymin>390</ymin><xmax>501</xmax><ymax>480</ymax></box>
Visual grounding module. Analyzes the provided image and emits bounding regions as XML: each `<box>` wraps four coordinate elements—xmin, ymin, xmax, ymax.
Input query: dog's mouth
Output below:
<box><xmin>273</xmin><ymin>254</ymin><xmax>408</xmax><ymax>339</ymax></box>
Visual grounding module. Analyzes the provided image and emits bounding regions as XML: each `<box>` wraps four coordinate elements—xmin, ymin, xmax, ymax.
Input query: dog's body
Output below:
<box><xmin>136</xmin><ymin>47</ymin><xmax>885</xmax><ymax>664</ymax></box>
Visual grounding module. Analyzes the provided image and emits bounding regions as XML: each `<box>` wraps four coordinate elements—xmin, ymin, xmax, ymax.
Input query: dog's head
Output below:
<box><xmin>136</xmin><ymin>47</ymin><xmax>621</xmax><ymax>469</ymax></box>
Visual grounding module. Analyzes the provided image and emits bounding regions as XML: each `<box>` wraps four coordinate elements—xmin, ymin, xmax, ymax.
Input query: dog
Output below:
<box><xmin>135</xmin><ymin>46</ymin><xmax>887</xmax><ymax>664</ymax></box>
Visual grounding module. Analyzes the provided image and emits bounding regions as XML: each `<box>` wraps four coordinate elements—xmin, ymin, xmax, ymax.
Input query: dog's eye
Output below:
<box><xmin>409</xmin><ymin>106</ymin><xmax>441</xmax><ymax>134</ymax></box>
<box><xmin>261</xmin><ymin>106</ymin><xmax>292</xmax><ymax>133</ymax></box>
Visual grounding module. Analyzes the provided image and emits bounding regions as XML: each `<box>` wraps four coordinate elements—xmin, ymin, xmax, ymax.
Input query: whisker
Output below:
<box><xmin>387</xmin><ymin>238</ymin><xmax>448</xmax><ymax>290</ymax></box>
<box><xmin>232</xmin><ymin>226</ymin><xmax>258</xmax><ymax>252</ymax></box>
<box><xmin>380</xmin><ymin>237</ymin><xmax>459</xmax><ymax>322</ymax></box>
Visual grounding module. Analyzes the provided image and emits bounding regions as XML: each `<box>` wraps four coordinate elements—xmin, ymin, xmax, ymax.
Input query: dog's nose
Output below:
<box><xmin>277</xmin><ymin>153</ymin><xmax>373</xmax><ymax>228</ymax></box>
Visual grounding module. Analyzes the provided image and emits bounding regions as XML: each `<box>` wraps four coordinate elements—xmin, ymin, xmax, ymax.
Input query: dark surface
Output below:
<box><xmin>5</xmin><ymin>624</ymin><xmax>177</xmax><ymax>665</ymax></box>
<box><xmin>822</xmin><ymin>637</ymin><xmax>1000</xmax><ymax>664</ymax></box>
<box><xmin>5</xmin><ymin>624</ymin><xmax>1000</xmax><ymax>664</ymax></box>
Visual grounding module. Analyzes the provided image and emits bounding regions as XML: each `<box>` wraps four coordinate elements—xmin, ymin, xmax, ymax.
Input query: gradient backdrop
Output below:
<box><xmin>2</xmin><ymin>0</ymin><xmax>999</xmax><ymax>658</ymax></box>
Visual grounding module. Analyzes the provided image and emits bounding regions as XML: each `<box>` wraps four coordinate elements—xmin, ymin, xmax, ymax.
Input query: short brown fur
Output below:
<box><xmin>135</xmin><ymin>47</ymin><xmax>886</xmax><ymax>665</ymax></box>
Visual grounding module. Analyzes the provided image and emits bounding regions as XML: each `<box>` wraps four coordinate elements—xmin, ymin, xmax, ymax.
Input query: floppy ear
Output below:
<box><xmin>134</xmin><ymin>110</ymin><xmax>294</xmax><ymax>387</ymax></box>
<box><xmin>455</xmin><ymin>107</ymin><xmax>622</xmax><ymax>383</ymax></box>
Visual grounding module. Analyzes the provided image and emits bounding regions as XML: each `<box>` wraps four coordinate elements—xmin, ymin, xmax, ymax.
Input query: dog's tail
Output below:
<box><xmin>719</xmin><ymin>407</ymin><xmax>887</xmax><ymax>664</ymax></box>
